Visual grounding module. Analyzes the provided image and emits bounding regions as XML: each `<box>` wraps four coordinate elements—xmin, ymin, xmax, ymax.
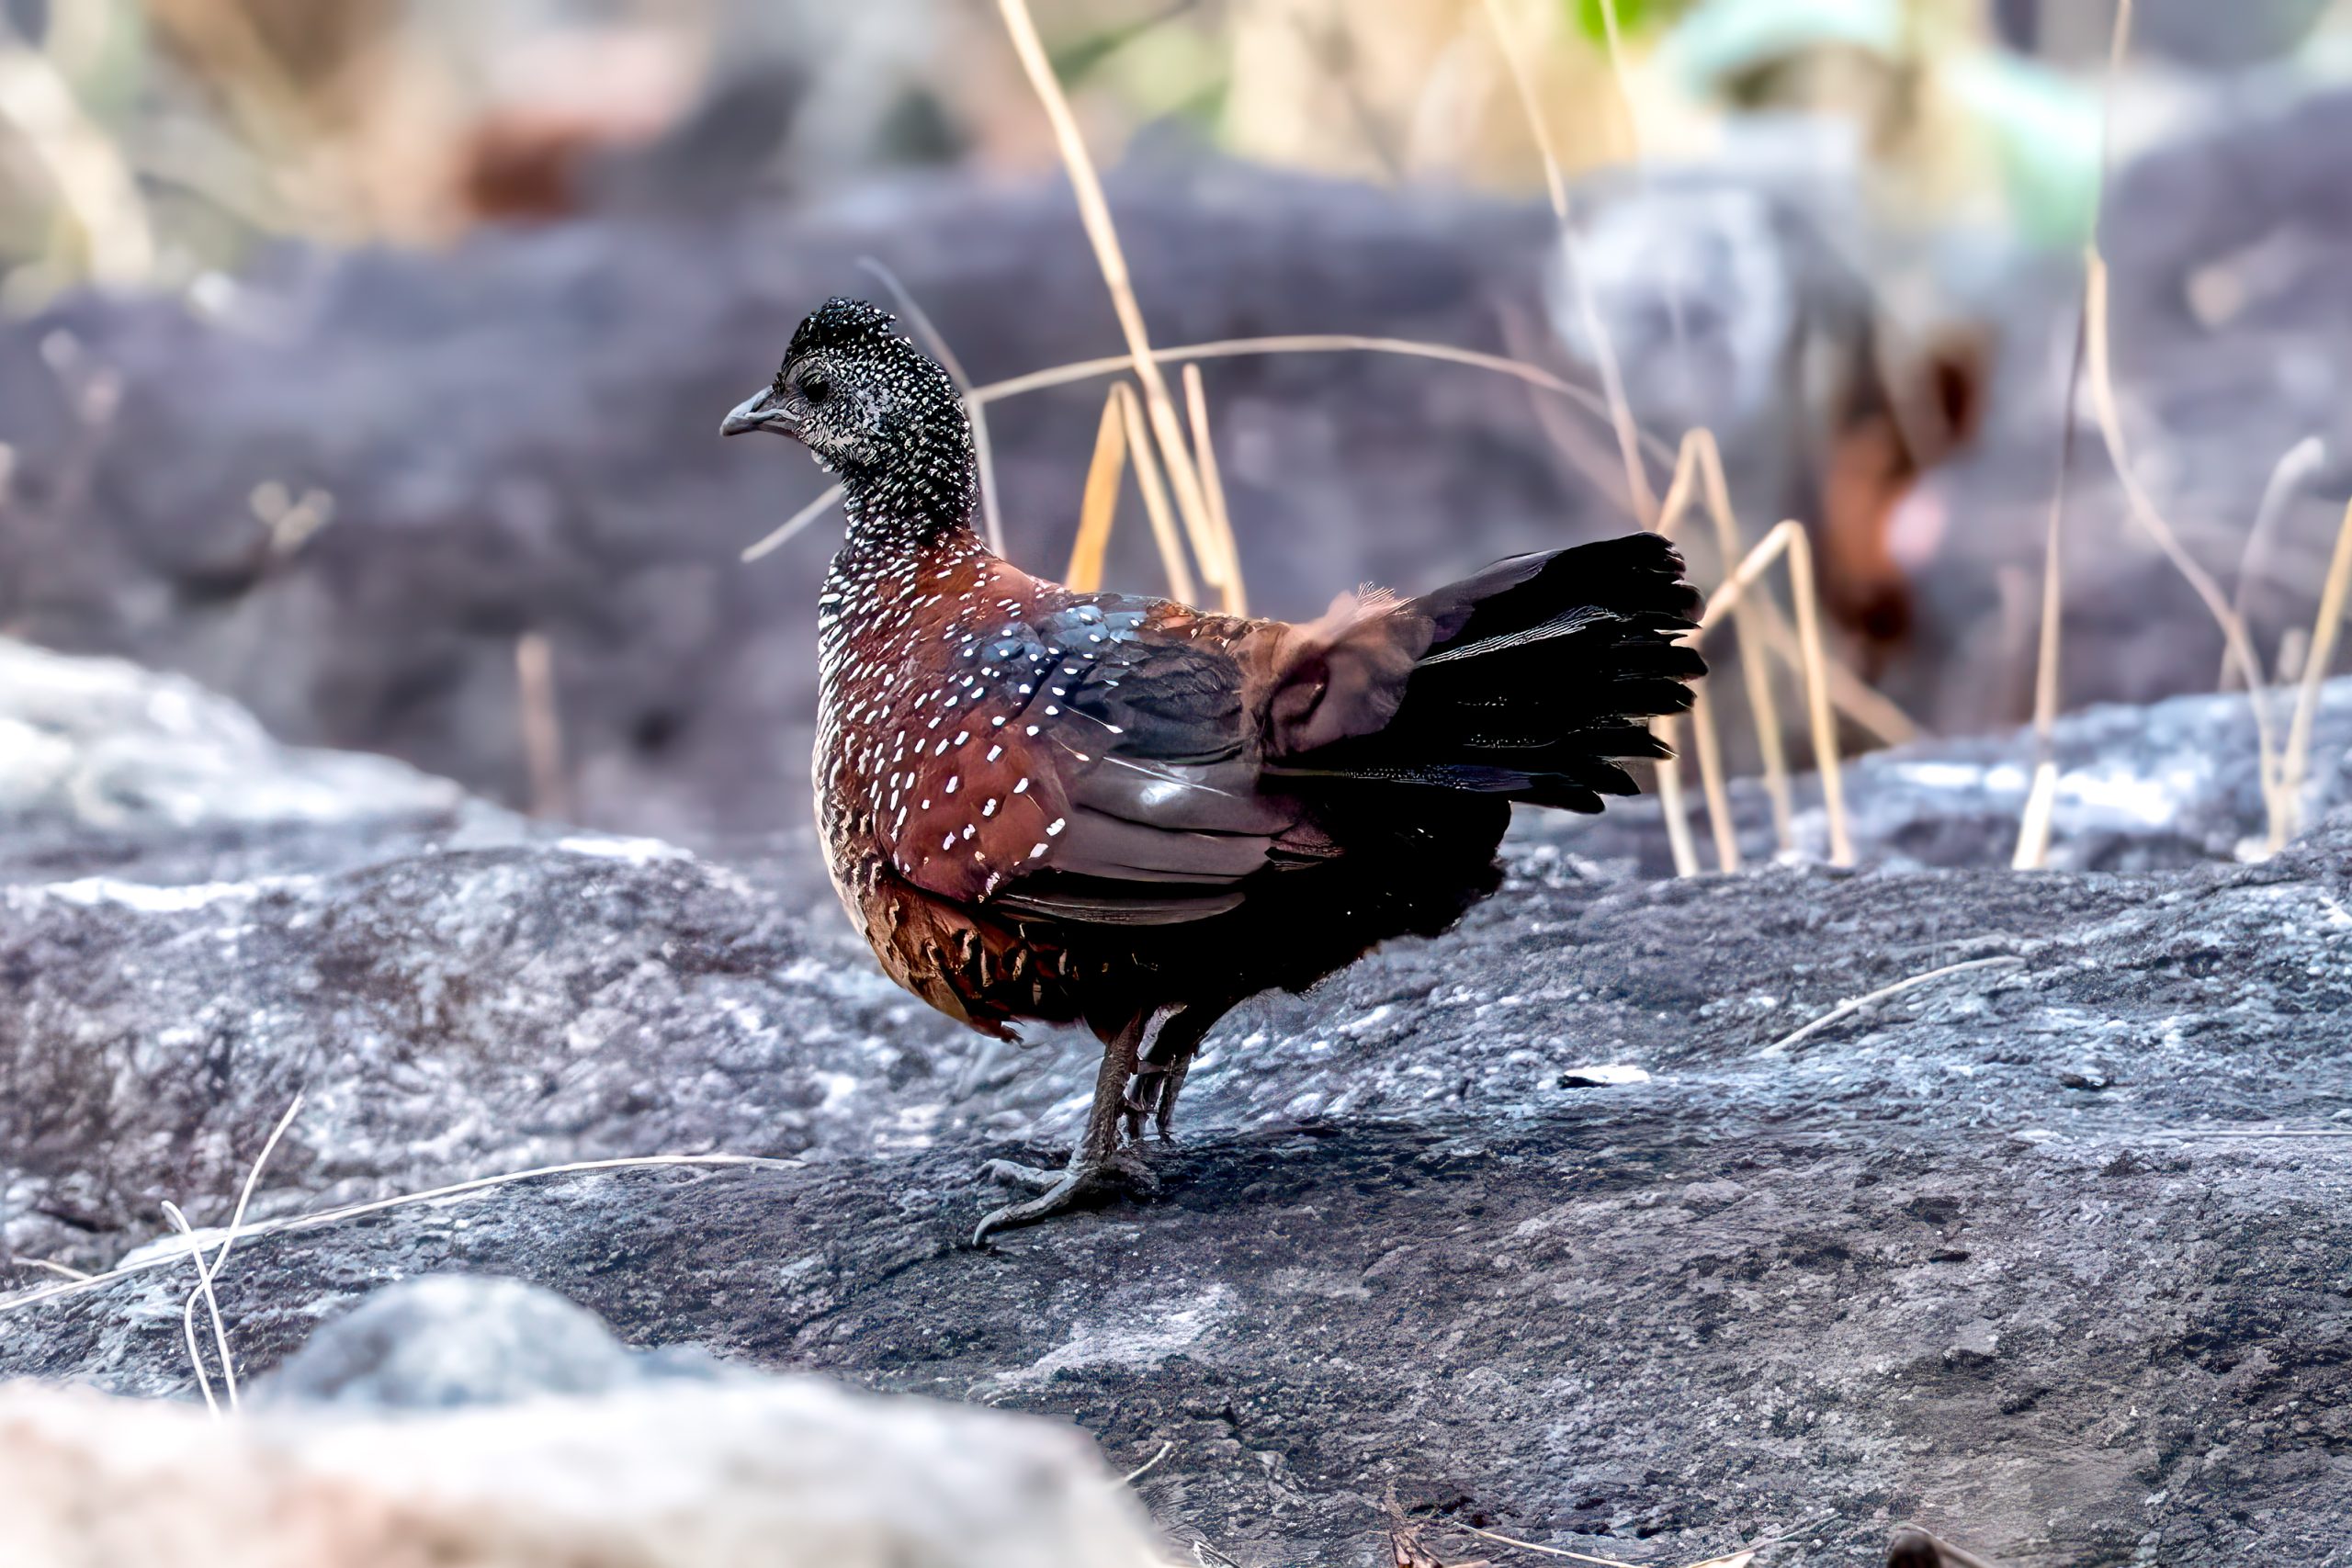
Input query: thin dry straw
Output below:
<box><xmin>2084</xmin><ymin>250</ymin><xmax>2285</xmax><ymax>842</ymax></box>
<box><xmin>1483</xmin><ymin>0</ymin><xmax>1730</xmax><ymax>872</ymax></box>
<box><xmin>2222</xmin><ymin>436</ymin><xmax>2325</xmax><ymax>691</ymax></box>
<box><xmin>859</xmin><ymin>257</ymin><xmax>1006</xmax><ymax>557</ymax></box>
<box><xmin>0</xmin><ymin>35</ymin><xmax>155</xmax><ymax>281</ymax></box>
<box><xmin>1066</xmin><ymin>385</ymin><xmax>1128</xmax><ymax>592</ymax></box>
<box><xmin>0</xmin><ymin>1153</ymin><xmax>804</xmax><ymax>1317</ymax></box>
<box><xmin>1688</xmin><ymin>682</ymin><xmax>1740</xmax><ymax>872</ymax></box>
<box><xmin>1762</xmin><ymin>954</ymin><xmax>2025</xmax><ymax>1055</ymax></box>
<box><xmin>1657</xmin><ymin>429</ymin><xmax>1794</xmax><ymax>850</ymax></box>
<box><xmin>740</xmin><ymin>483</ymin><xmax>842</xmax><ymax>563</ymax></box>
<box><xmin>160</xmin><ymin>1201</ymin><xmax>229</xmax><ymax>1418</ymax></box>
<box><xmin>514</xmin><ymin>632</ymin><xmax>567</xmax><ymax>821</ymax></box>
<box><xmin>1651</xmin><ymin>715</ymin><xmax>1702</xmax><ymax>878</ymax></box>
<box><xmin>2017</xmin><ymin>0</ymin><xmax>2127</xmax><ymax>870</ymax></box>
<box><xmin>1589</xmin><ymin>0</ymin><xmax>1643</xmax><ymax>165</ymax></box>
<box><xmin>1479</xmin><ymin>0</ymin><xmax>1656</xmax><ymax>525</ymax></box>
<box><xmin>1460</xmin><ymin>1517</ymin><xmax>1786</xmax><ymax>1568</ymax></box>
<box><xmin>2277</xmin><ymin>495</ymin><xmax>2352</xmax><ymax>849</ymax></box>
<box><xmin>1687</xmin><ymin>521</ymin><xmax>1851</xmax><ymax>865</ymax></box>
<box><xmin>1119</xmin><ymin>1440</ymin><xmax>1175</xmax><ymax>1487</ymax></box>
<box><xmin>2068</xmin><ymin>0</ymin><xmax>2287</xmax><ymax>851</ymax></box>
<box><xmin>742</xmin><ymin>344</ymin><xmax>1667</xmax><ymax>567</ymax></box>
<box><xmin>1182</xmin><ymin>364</ymin><xmax>1246</xmax><ymax>614</ymax></box>
<box><xmin>994</xmin><ymin>0</ymin><xmax>1223</xmax><ymax>588</ymax></box>
<box><xmin>160</xmin><ymin>1094</ymin><xmax>306</xmax><ymax>1415</ymax></box>
<box><xmin>2013</xmin><ymin>303</ymin><xmax>2087</xmax><ymax>871</ymax></box>
<box><xmin>968</xmin><ymin>334</ymin><xmax>1671</xmax><ymax>462</ymax></box>
<box><xmin>1115</xmin><ymin>381</ymin><xmax>1202</xmax><ymax>604</ymax></box>
<box><xmin>1784</xmin><ymin>525</ymin><xmax>1851</xmax><ymax>865</ymax></box>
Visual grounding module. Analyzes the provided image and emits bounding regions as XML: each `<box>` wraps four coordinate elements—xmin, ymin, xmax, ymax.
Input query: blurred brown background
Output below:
<box><xmin>2</xmin><ymin>0</ymin><xmax>2350</xmax><ymax>849</ymax></box>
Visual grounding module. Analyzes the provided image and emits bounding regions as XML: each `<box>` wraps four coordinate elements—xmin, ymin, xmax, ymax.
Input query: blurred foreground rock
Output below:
<box><xmin>2</xmin><ymin>1280</ymin><xmax>1159</xmax><ymax>1568</ymax></box>
<box><xmin>6</xmin><ymin>646</ymin><xmax>2352</xmax><ymax>1563</ymax></box>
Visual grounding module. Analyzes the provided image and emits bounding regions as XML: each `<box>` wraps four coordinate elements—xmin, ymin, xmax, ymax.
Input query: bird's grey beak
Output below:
<box><xmin>722</xmin><ymin>386</ymin><xmax>794</xmax><ymax>438</ymax></box>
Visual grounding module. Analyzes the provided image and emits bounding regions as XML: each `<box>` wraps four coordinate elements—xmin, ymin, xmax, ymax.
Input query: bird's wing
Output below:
<box><xmin>880</xmin><ymin>593</ymin><xmax>1317</xmax><ymax>924</ymax></box>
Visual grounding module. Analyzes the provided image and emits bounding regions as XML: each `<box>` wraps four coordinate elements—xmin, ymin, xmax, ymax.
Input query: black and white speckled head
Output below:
<box><xmin>724</xmin><ymin>297</ymin><xmax>978</xmax><ymax>537</ymax></box>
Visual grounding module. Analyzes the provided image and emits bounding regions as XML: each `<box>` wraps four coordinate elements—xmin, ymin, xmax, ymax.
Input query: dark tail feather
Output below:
<box><xmin>1290</xmin><ymin>533</ymin><xmax>1706</xmax><ymax>813</ymax></box>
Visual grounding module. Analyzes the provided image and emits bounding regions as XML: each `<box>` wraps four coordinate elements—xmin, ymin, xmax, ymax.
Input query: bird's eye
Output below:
<box><xmin>799</xmin><ymin>373</ymin><xmax>832</xmax><ymax>406</ymax></box>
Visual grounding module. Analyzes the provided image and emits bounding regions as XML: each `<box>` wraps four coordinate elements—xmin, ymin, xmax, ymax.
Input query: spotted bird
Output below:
<box><xmin>724</xmin><ymin>299</ymin><xmax>1705</xmax><ymax>1243</ymax></box>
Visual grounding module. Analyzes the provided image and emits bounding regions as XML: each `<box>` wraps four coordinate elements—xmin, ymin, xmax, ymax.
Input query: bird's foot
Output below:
<box><xmin>1122</xmin><ymin>1066</ymin><xmax>1187</xmax><ymax>1143</ymax></box>
<box><xmin>972</xmin><ymin>1150</ymin><xmax>1159</xmax><ymax>1246</ymax></box>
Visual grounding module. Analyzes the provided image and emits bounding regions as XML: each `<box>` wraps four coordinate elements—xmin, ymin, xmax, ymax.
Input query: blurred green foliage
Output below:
<box><xmin>1569</xmin><ymin>0</ymin><xmax>1697</xmax><ymax>44</ymax></box>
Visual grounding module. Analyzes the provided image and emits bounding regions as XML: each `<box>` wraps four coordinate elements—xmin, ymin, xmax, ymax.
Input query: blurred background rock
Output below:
<box><xmin>0</xmin><ymin>0</ymin><xmax>2348</xmax><ymax>845</ymax></box>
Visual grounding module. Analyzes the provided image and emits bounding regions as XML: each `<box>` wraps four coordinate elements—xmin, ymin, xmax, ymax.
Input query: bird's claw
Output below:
<box><xmin>971</xmin><ymin>1150</ymin><xmax>1159</xmax><ymax>1247</ymax></box>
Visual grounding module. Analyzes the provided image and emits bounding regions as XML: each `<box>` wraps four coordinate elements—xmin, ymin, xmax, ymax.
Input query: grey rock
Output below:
<box><xmin>0</xmin><ymin>637</ymin><xmax>470</xmax><ymax>837</ymax></box>
<box><xmin>1539</xmin><ymin>672</ymin><xmax>2352</xmax><ymax>876</ymax></box>
<box><xmin>6</xmin><ymin>652</ymin><xmax>2352</xmax><ymax>1561</ymax></box>
<box><xmin>258</xmin><ymin>1274</ymin><xmax>719</xmax><ymax>1411</ymax></box>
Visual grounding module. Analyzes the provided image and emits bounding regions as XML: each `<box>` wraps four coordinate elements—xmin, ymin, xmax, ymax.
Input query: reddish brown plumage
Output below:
<box><xmin>728</xmin><ymin>298</ymin><xmax>1706</xmax><ymax>1237</ymax></box>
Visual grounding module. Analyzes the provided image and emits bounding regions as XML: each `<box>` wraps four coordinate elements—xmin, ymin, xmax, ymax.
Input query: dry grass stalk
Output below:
<box><xmin>1066</xmin><ymin>385</ymin><xmax>1128</xmax><ymax>592</ymax></box>
<box><xmin>1689</xmin><ymin>682</ymin><xmax>1741</xmax><ymax>871</ymax></box>
<box><xmin>2277</xmin><ymin>495</ymin><xmax>2352</xmax><ymax>850</ymax></box>
<box><xmin>2012</xmin><ymin>303</ymin><xmax>2088</xmax><ymax>871</ymax></box>
<box><xmin>1763</xmin><ymin>954</ymin><xmax>2025</xmax><ymax>1055</ymax></box>
<box><xmin>1657</xmin><ymin>429</ymin><xmax>1793</xmax><ymax>848</ymax></box>
<box><xmin>2083</xmin><ymin>250</ymin><xmax>2286</xmax><ymax>842</ymax></box>
<box><xmin>993</xmin><ymin>0</ymin><xmax>1223</xmax><ymax>577</ymax></box>
<box><xmin>1119</xmin><ymin>1440</ymin><xmax>1174</xmax><ymax>1487</ymax></box>
<box><xmin>970</xmin><ymin>333</ymin><xmax>1673</xmax><ymax>466</ymax></box>
<box><xmin>1690</xmin><ymin>521</ymin><xmax>1851</xmax><ymax>864</ymax></box>
<box><xmin>2222</xmin><ymin>435</ymin><xmax>2326</xmax><ymax>691</ymax></box>
<box><xmin>1652</xmin><ymin>713</ymin><xmax>1702</xmax><ymax>876</ymax></box>
<box><xmin>1590</xmin><ymin>0</ymin><xmax>1644</xmax><ymax>164</ymax></box>
<box><xmin>859</xmin><ymin>257</ymin><xmax>1006</xmax><ymax>556</ymax></box>
<box><xmin>1115</xmin><ymin>381</ymin><xmax>1203</xmax><ymax>604</ymax></box>
<box><xmin>749</xmin><ymin>329</ymin><xmax>1668</xmax><ymax>566</ymax></box>
<box><xmin>739</xmin><ymin>483</ymin><xmax>843</xmax><ymax>563</ymax></box>
<box><xmin>2010</xmin><ymin>757</ymin><xmax>2060</xmax><ymax>874</ymax></box>
<box><xmin>1182</xmin><ymin>363</ymin><xmax>1247</xmax><ymax>614</ymax></box>
<box><xmin>0</xmin><ymin>33</ymin><xmax>155</xmax><ymax>282</ymax></box>
<box><xmin>1478</xmin><ymin>0</ymin><xmax>1655</xmax><ymax>524</ymax></box>
<box><xmin>2015</xmin><ymin>0</ymin><xmax>2133</xmax><ymax>869</ymax></box>
<box><xmin>158</xmin><ymin>1092</ymin><xmax>307</xmax><ymax>1416</ymax></box>
<box><xmin>1783</xmin><ymin>525</ymin><xmax>1852</xmax><ymax>864</ymax></box>
<box><xmin>514</xmin><ymin>630</ymin><xmax>569</xmax><ymax>820</ymax></box>
<box><xmin>1459</xmin><ymin>1520</ymin><xmax>1759</xmax><ymax>1568</ymax></box>
<box><xmin>161</xmin><ymin>1201</ymin><xmax>233</xmax><ymax>1416</ymax></box>
<box><xmin>1480</xmin><ymin>0</ymin><xmax>1723</xmax><ymax>874</ymax></box>
<box><xmin>1</xmin><ymin>1153</ymin><xmax>804</xmax><ymax>1317</ymax></box>
<box><xmin>1690</xmin><ymin>521</ymin><xmax>1798</xmax><ymax>639</ymax></box>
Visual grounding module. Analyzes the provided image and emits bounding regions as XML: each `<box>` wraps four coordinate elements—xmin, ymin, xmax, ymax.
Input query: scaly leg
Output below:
<box><xmin>1125</xmin><ymin>1002</ymin><xmax>1224</xmax><ymax>1141</ymax></box>
<box><xmin>973</xmin><ymin>1013</ymin><xmax>1149</xmax><ymax>1245</ymax></box>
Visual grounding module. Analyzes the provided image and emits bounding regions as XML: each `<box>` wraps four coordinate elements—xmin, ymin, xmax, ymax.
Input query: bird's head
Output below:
<box><xmin>722</xmin><ymin>297</ymin><xmax>964</xmax><ymax>481</ymax></box>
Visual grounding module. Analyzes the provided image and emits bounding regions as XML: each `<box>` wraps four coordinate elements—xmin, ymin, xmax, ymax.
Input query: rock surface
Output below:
<box><xmin>1540</xmin><ymin>672</ymin><xmax>2352</xmax><ymax>877</ymax></box>
<box><xmin>6</xmin><ymin>648</ymin><xmax>2352</xmax><ymax>1565</ymax></box>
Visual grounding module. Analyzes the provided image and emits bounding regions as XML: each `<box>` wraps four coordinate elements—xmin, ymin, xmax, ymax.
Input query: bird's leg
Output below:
<box><xmin>1148</xmin><ymin>1040</ymin><xmax>1198</xmax><ymax>1140</ymax></box>
<box><xmin>1122</xmin><ymin>1004</ymin><xmax>1184</xmax><ymax>1143</ymax></box>
<box><xmin>1133</xmin><ymin>1002</ymin><xmax>1223</xmax><ymax>1140</ymax></box>
<box><xmin>973</xmin><ymin>1015</ymin><xmax>1150</xmax><ymax>1244</ymax></box>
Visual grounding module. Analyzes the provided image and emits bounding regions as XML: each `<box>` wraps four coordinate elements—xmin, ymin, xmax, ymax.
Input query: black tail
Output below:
<box><xmin>1293</xmin><ymin>533</ymin><xmax>1706</xmax><ymax>812</ymax></box>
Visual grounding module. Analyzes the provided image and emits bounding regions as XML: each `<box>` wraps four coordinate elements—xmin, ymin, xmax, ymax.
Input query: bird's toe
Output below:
<box><xmin>978</xmin><ymin>1157</ymin><xmax>1064</xmax><ymax>1193</ymax></box>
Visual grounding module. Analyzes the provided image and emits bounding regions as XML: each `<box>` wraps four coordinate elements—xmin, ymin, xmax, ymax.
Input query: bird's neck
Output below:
<box><xmin>836</xmin><ymin>413</ymin><xmax>983</xmax><ymax>556</ymax></box>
